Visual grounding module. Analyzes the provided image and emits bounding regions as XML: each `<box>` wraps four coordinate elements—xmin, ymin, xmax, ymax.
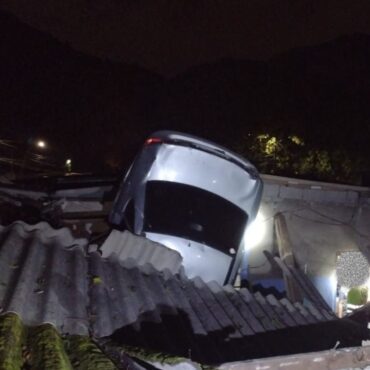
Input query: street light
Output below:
<box><xmin>65</xmin><ymin>158</ymin><xmax>72</xmax><ymax>172</ymax></box>
<box><xmin>36</xmin><ymin>140</ymin><xmax>46</xmax><ymax>149</ymax></box>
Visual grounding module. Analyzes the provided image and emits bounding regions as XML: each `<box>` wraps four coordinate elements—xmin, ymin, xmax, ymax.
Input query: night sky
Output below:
<box><xmin>1</xmin><ymin>1</ymin><xmax>370</xmax><ymax>74</ymax></box>
<box><xmin>1</xmin><ymin>1</ymin><xmax>370</xmax><ymax>182</ymax></box>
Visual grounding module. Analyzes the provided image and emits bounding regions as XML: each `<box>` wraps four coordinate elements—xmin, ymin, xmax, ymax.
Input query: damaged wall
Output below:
<box><xmin>248</xmin><ymin>174</ymin><xmax>370</xmax><ymax>308</ymax></box>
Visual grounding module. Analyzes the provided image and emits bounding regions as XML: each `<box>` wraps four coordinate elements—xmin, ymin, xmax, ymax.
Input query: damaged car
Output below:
<box><xmin>110</xmin><ymin>131</ymin><xmax>263</xmax><ymax>285</ymax></box>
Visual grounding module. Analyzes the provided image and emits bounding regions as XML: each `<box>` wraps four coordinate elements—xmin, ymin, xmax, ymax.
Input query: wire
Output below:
<box><xmin>299</xmin><ymin>205</ymin><xmax>370</xmax><ymax>239</ymax></box>
<box><xmin>293</xmin><ymin>213</ymin><xmax>343</xmax><ymax>226</ymax></box>
<box><xmin>258</xmin><ymin>206</ymin><xmax>309</xmax><ymax>223</ymax></box>
<box><xmin>305</xmin><ymin>206</ymin><xmax>358</xmax><ymax>226</ymax></box>
<box><xmin>256</xmin><ymin>199</ymin><xmax>370</xmax><ymax>240</ymax></box>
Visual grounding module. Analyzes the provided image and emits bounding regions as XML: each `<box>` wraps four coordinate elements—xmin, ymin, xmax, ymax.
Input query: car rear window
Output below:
<box><xmin>144</xmin><ymin>181</ymin><xmax>248</xmax><ymax>255</ymax></box>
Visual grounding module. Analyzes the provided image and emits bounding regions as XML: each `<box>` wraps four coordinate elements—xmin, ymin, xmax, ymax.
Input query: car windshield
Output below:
<box><xmin>144</xmin><ymin>181</ymin><xmax>248</xmax><ymax>254</ymax></box>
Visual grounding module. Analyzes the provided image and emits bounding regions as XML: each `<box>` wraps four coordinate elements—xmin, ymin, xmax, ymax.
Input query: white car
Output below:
<box><xmin>110</xmin><ymin>131</ymin><xmax>263</xmax><ymax>284</ymax></box>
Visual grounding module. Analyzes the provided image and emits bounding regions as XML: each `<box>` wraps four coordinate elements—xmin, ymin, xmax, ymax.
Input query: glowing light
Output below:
<box><xmin>145</xmin><ymin>137</ymin><xmax>162</xmax><ymax>145</ymax></box>
<box><xmin>243</xmin><ymin>211</ymin><xmax>267</xmax><ymax>251</ymax></box>
<box><xmin>329</xmin><ymin>271</ymin><xmax>337</xmax><ymax>293</ymax></box>
<box><xmin>65</xmin><ymin>158</ymin><xmax>72</xmax><ymax>172</ymax></box>
<box><xmin>36</xmin><ymin>140</ymin><xmax>46</xmax><ymax>148</ymax></box>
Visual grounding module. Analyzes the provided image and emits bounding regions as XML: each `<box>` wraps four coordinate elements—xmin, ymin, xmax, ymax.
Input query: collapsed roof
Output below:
<box><xmin>0</xmin><ymin>221</ymin><xmax>368</xmax><ymax>365</ymax></box>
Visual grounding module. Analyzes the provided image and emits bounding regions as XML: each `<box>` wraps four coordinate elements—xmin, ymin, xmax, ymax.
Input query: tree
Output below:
<box><xmin>236</xmin><ymin>132</ymin><xmax>362</xmax><ymax>184</ymax></box>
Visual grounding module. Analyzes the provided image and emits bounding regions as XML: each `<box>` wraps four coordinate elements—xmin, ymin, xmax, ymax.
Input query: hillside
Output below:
<box><xmin>1</xmin><ymin>10</ymin><xmax>370</xmax><ymax>177</ymax></box>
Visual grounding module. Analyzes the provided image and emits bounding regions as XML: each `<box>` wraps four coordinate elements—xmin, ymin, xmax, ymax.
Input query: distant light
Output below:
<box><xmin>243</xmin><ymin>211</ymin><xmax>267</xmax><ymax>251</ymax></box>
<box><xmin>65</xmin><ymin>158</ymin><xmax>72</xmax><ymax>172</ymax></box>
<box><xmin>36</xmin><ymin>140</ymin><xmax>46</xmax><ymax>149</ymax></box>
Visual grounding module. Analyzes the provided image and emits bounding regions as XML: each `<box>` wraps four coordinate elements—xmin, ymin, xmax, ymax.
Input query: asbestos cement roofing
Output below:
<box><xmin>0</xmin><ymin>313</ymin><xmax>119</xmax><ymax>370</ymax></box>
<box><xmin>0</xmin><ymin>312</ymin><xmax>200</xmax><ymax>370</ymax></box>
<box><xmin>100</xmin><ymin>229</ymin><xmax>183</xmax><ymax>275</ymax></box>
<box><xmin>2</xmin><ymin>313</ymin><xmax>370</xmax><ymax>370</ymax></box>
<box><xmin>0</xmin><ymin>222</ymin><xmax>367</xmax><ymax>364</ymax></box>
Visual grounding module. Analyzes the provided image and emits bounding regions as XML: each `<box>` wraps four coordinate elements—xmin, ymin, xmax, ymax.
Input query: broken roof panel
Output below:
<box><xmin>100</xmin><ymin>229</ymin><xmax>183</xmax><ymax>275</ymax></box>
<box><xmin>0</xmin><ymin>221</ymin><xmax>367</xmax><ymax>364</ymax></box>
<box><xmin>0</xmin><ymin>312</ymin><xmax>143</xmax><ymax>370</ymax></box>
<box><xmin>1</xmin><ymin>313</ymin><xmax>370</xmax><ymax>370</ymax></box>
<box><xmin>0</xmin><ymin>221</ymin><xmax>89</xmax><ymax>335</ymax></box>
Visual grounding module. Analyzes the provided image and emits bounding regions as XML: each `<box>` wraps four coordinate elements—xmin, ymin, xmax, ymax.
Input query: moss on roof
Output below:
<box><xmin>0</xmin><ymin>313</ymin><xmax>202</xmax><ymax>370</ymax></box>
<box><xmin>117</xmin><ymin>345</ymin><xmax>189</xmax><ymax>366</ymax></box>
<box><xmin>0</xmin><ymin>313</ymin><xmax>117</xmax><ymax>370</ymax></box>
<box><xmin>28</xmin><ymin>324</ymin><xmax>73</xmax><ymax>370</ymax></box>
<box><xmin>64</xmin><ymin>336</ymin><xmax>117</xmax><ymax>370</ymax></box>
<box><xmin>0</xmin><ymin>313</ymin><xmax>25</xmax><ymax>370</ymax></box>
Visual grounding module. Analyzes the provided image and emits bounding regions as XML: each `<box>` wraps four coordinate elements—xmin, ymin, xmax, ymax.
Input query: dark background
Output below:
<box><xmin>0</xmin><ymin>3</ymin><xmax>370</xmax><ymax>183</ymax></box>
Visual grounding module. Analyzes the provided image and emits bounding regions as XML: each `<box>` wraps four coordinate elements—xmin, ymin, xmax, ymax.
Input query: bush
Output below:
<box><xmin>347</xmin><ymin>287</ymin><xmax>368</xmax><ymax>305</ymax></box>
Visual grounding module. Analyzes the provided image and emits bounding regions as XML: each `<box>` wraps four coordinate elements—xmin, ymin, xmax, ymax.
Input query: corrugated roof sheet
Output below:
<box><xmin>100</xmin><ymin>229</ymin><xmax>183</xmax><ymax>275</ymax></box>
<box><xmin>1</xmin><ymin>313</ymin><xmax>370</xmax><ymax>370</ymax></box>
<box><xmin>264</xmin><ymin>251</ymin><xmax>333</xmax><ymax>314</ymax></box>
<box><xmin>0</xmin><ymin>222</ymin><xmax>367</xmax><ymax>364</ymax></box>
<box><xmin>0</xmin><ymin>222</ymin><xmax>89</xmax><ymax>335</ymax></box>
<box><xmin>0</xmin><ymin>312</ymin><xmax>146</xmax><ymax>370</ymax></box>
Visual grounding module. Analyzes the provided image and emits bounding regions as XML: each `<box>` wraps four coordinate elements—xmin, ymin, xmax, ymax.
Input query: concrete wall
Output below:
<box><xmin>247</xmin><ymin>174</ymin><xmax>370</xmax><ymax>308</ymax></box>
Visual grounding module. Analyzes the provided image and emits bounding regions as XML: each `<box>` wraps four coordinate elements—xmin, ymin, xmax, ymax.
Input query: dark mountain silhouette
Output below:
<box><xmin>1</xmin><ymin>10</ymin><xmax>370</xmax><ymax>178</ymax></box>
<box><xmin>269</xmin><ymin>34</ymin><xmax>370</xmax><ymax>151</ymax></box>
<box><xmin>161</xmin><ymin>34</ymin><xmax>370</xmax><ymax>156</ymax></box>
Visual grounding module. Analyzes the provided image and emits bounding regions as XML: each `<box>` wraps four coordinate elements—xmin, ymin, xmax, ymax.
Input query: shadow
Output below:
<box><xmin>251</xmin><ymin>283</ymin><xmax>286</xmax><ymax>299</ymax></box>
<box><xmin>106</xmin><ymin>302</ymin><xmax>370</xmax><ymax>365</ymax></box>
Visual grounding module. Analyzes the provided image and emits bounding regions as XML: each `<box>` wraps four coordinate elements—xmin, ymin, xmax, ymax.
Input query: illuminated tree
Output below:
<box><xmin>236</xmin><ymin>132</ymin><xmax>360</xmax><ymax>184</ymax></box>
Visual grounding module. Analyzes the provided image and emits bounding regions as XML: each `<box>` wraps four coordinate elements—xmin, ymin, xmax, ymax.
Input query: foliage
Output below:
<box><xmin>236</xmin><ymin>132</ymin><xmax>364</xmax><ymax>184</ymax></box>
<box><xmin>347</xmin><ymin>287</ymin><xmax>368</xmax><ymax>306</ymax></box>
<box><xmin>0</xmin><ymin>313</ymin><xmax>25</xmax><ymax>370</ymax></box>
<box><xmin>64</xmin><ymin>336</ymin><xmax>117</xmax><ymax>370</ymax></box>
<box><xmin>28</xmin><ymin>324</ymin><xmax>73</xmax><ymax>370</ymax></box>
